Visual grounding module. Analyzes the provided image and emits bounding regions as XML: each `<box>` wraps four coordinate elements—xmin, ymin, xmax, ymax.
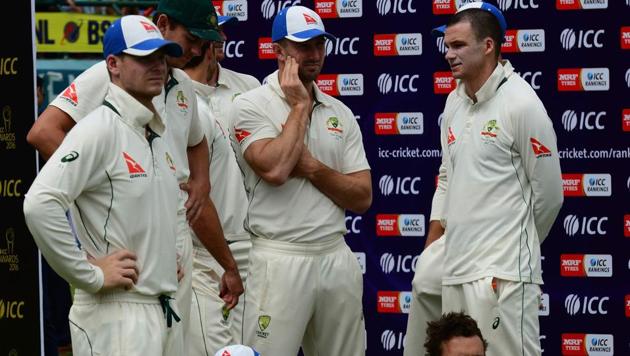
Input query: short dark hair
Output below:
<box><xmin>424</xmin><ymin>312</ymin><xmax>488</xmax><ymax>356</ymax></box>
<box><xmin>447</xmin><ymin>9</ymin><xmax>502</xmax><ymax>58</ymax></box>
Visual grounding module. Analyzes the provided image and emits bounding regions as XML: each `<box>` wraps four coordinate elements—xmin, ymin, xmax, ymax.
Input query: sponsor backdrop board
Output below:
<box><xmin>36</xmin><ymin>0</ymin><xmax>630</xmax><ymax>355</ymax></box>
<box><xmin>1</xmin><ymin>0</ymin><xmax>40</xmax><ymax>355</ymax></box>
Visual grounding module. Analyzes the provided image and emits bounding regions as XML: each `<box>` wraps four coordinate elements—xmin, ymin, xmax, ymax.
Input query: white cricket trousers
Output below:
<box><xmin>175</xmin><ymin>212</ymin><xmax>193</xmax><ymax>354</ymax></box>
<box><xmin>442</xmin><ymin>277</ymin><xmax>542</xmax><ymax>356</ymax></box>
<box><xmin>68</xmin><ymin>289</ymin><xmax>183</xmax><ymax>356</ymax></box>
<box><xmin>403</xmin><ymin>237</ymin><xmax>444</xmax><ymax>356</ymax></box>
<box><xmin>243</xmin><ymin>236</ymin><xmax>365</xmax><ymax>356</ymax></box>
<box><xmin>188</xmin><ymin>239</ymin><xmax>251</xmax><ymax>355</ymax></box>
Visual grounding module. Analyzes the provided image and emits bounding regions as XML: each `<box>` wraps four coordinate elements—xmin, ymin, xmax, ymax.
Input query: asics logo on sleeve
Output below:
<box><xmin>61</xmin><ymin>151</ymin><xmax>79</xmax><ymax>163</ymax></box>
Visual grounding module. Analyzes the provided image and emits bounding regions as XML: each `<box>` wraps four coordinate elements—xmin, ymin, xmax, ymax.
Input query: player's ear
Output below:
<box><xmin>273</xmin><ymin>42</ymin><xmax>285</xmax><ymax>61</ymax></box>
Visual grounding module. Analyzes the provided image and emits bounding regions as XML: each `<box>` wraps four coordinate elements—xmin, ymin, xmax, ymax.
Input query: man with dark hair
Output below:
<box><xmin>405</xmin><ymin>2</ymin><xmax>562</xmax><ymax>355</ymax></box>
<box><xmin>425</xmin><ymin>312</ymin><xmax>487</xmax><ymax>356</ymax></box>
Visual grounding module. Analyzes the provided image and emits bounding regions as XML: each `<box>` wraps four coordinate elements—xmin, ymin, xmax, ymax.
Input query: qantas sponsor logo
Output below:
<box><xmin>377</xmin><ymin>291</ymin><xmax>412</xmax><ymax>314</ymax></box>
<box><xmin>315</xmin><ymin>0</ymin><xmax>362</xmax><ymax>18</ymax></box>
<box><xmin>502</xmin><ymin>29</ymin><xmax>545</xmax><ymax>52</ymax></box>
<box><xmin>433</xmin><ymin>72</ymin><xmax>455</xmax><ymax>94</ymax></box>
<box><xmin>123</xmin><ymin>152</ymin><xmax>147</xmax><ymax>178</ymax></box>
<box><xmin>530</xmin><ymin>137</ymin><xmax>551</xmax><ymax>158</ymax></box>
<box><xmin>558</xmin><ymin>68</ymin><xmax>609</xmax><ymax>91</ymax></box>
<box><xmin>258</xmin><ymin>37</ymin><xmax>275</xmax><ymax>59</ymax></box>
<box><xmin>563</xmin><ymin>215</ymin><xmax>608</xmax><ymax>236</ymax></box>
<box><xmin>562</xmin><ymin>174</ymin><xmax>611</xmax><ymax>197</ymax></box>
<box><xmin>375</xmin><ymin>112</ymin><xmax>424</xmax><ymax>135</ymax></box>
<box><xmin>556</xmin><ymin>0</ymin><xmax>608</xmax><ymax>10</ymax></box>
<box><xmin>565</xmin><ymin>294</ymin><xmax>610</xmax><ymax>315</ymax></box>
<box><xmin>60</xmin><ymin>83</ymin><xmax>79</xmax><ymax>106</ymax></box>
<box><xmin>560</xmin><ymin>254</ymin><xmax>613</xmax><ymax>277</ymax></box>
<box><xmin>376</xmin><ymin>0</ymin><xmax>416</xmax><ymax>15</ymax></box>
<box><xmin>560</xmin><ymin>28</ymin><xmax>605</xmax><ymax>50</ymax></box>
<box><xmin>621</xmin><ymin>27</ymin><xmax>630</xmax><ymax>49</ymax></box>
<box><xmin>234</xmin><ymin>128</ymin><xmax>251</xmax><ymax>143</ymax></box>
<box><xmin>260</xmin><ymin>0</ymin><xmax>301</xmax><ymax>20</ymax></box>
<box><xmin>380</xmin><ymin>253</ymin><xmax>420</xmax><ymax>274</ymax></box>
<box><xmin>561</xmin><ymin>110</ymin><xmax>606</xmax><ymax>131</ymax></box>
<box><xmin>213</xmin><ymin>1</ymin><xmax>248</xmax><ymax>21</ymax></box>
<box><xmin>326</xmin><ymin>37</ymin><xmax>359</xmax><ymax>56</ymax></box>
<box><xmin>374</xmin><ymin>33</ymin><xmax>422</xmax><ymax>56</ymax></box>
<box><xmin>562</xmin><ymin>334</ymin><xmax>613</xmax><ymax>355</ymax></box>
<box><xmin>376</xmin><ymin>214</ymin><xmax>425</xmax><ymax>236</ymax></box>
<box><xmin>447</xmin><ymin>126</ymin><xmax>456</xmax><ymax>146</ymax></box>
<box><xmin>316</xmin><ymin>74</ymin><xmax>363</xmax><ymax>96</ymax></box>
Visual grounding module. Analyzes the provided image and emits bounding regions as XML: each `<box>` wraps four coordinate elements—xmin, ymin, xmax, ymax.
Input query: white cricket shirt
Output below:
<box><xmin>230</xmin><ymin>70</ymin><xmax>370</xmax><ymax>243</ymax></box>
<box><xmin>50</xmin><ymin>61</ymin><xmax>204</xmax><ymax>213</ymax></box>
<box><xmin>437</xmin><ymin>61</ymin><xmax>563</xmax><ymax>285</ymax></box>
<box><xmin>192</xmin><ymin>80</ymin><xmax>248</xmax><ymax>243</ymax></box>
<box><xmin>25</xmin><ymin>83</ymin><xmax>180</xmax><ymax>296</ymax></box>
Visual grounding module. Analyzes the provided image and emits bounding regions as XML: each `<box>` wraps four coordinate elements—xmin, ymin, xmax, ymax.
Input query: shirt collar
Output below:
<box><xmin>215</xmin><ymin>63</ymin><xmax>229</xmax><ymax>89</ymax></box>
<box><xmin>267</xmin><ymin>70</ymin><xmax>332</xmax><ymax>107</ymax></box>
<box><xmin>104</xmin><ymin>82</ymin><xmax>166</xmax><ymax>135</ymax></box>
<box><xmin>456</xmin><ymin>60</ymin><xmax>514</xmax><ymax>105</ymax></box>
<box><xmin>191</xmin><ymin>80</ymin><xmax>213</xmax><ymax>98</ymax></box>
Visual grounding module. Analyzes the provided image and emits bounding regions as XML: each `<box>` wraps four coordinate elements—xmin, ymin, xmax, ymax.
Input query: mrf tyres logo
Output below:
<box><xmin>557</xmin><ymin>0</ymin><xmax>608</xmax><ymax>10</ymax></box>
<box><xmin>316</xmin><ymin>74</ymin><xmax>363</xmax><ymax>96</ymax></box>
<box><xmin>377</xmin><ymin>291</ymin><xmax>413</xmax><ymax>314</ymax></box>
<box><xmin>560</xmin><ymin>254</ymin><xmax>613</xmax><ymax>277</ymax></box>
<box><xmin>373</xmin><ymin>33</ymin><xmax>422</xmax><ymax>56</ymax></box>
<box><xmin>562</xmin><ymin>334</ymin><xmax>613</xmax><ymax>355</ymax></box>
<box><xmin>376</xmin><ymin>214</ymin><xmax>425</xmax><ymax>237</ymax></box>
<box><xmin>557</xmin><ymin>68</ymin><xmax>609</xmax><ymax>91</ymax></box>
<box><xmin>562</xmin><ymin>173</ymin><xmax>611</xmax><ymax>197</ymax></box>
<box><xmin>314</xmin><ymin>0</ymin><xmax>363</xmax><ymax>18</ymax></box>
<box><xmin>374</xmin><ymin>112</ymin><xmax>423</xmax><ymax>135</ymax></box>
<box><xmin>501</xmin><ymin>29</ymin><xmax>545</xmax><ymax>53</ymax></box>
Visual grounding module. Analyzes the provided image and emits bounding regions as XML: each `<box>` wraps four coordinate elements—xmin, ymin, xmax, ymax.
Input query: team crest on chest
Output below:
<box><xmin>175</xmin><ymin>90</ymin><xmax>189</xmax><ymax>113</ymax></box>
<box><xmin>165</xmin><ymin>152</ymin><xmax>176</xmax><ymax>172</ymax></box>
<box><xmin>326</xmin><ymin>116</ymin><xmax>343</xmax><ymax>140</ymax></box>
<box><xmin>480</xmin><ymin>119</ymin><xmax>500</xmax><ymax>143</ymax></box>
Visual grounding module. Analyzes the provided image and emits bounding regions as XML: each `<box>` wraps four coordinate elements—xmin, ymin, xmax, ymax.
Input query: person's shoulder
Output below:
<box><xmin>503</xmin><ymin>74</ymin><xmax>544</xmax><ymax>110</ymax></box>
<box><xmin>235</xmin><ymin>83</ymin><xmax>273</xmax><ymax>105</ymax></box>
<box><xmin>222</xmin><ymin>66</ymin><xmax>261</xmax><ymax>88</ymax></box>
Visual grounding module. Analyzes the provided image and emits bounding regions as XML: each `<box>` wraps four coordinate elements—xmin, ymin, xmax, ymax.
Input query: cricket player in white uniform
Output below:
<box><xmin>183</xmin><ymin>42</ymin><xmax>252</xmax><ymax>354</ymax></box>
<box><xmin>24</xmin><ymin>16</ymin><xmax>184</xmax><ymax>355</ymax></box>
<box><xmin>27</xmin><ymin>1</ymin><xmax>244</xmax><ymax>348</ymax></box>
<box><xmin>410</xmin><ymin>3</ymin><xmax>562</xmax><ymax>355</ymax></box>
<box><xmin>230</xmin><ymin>6</ymin><xmax>371</xmax><ymax>355</ymax></box>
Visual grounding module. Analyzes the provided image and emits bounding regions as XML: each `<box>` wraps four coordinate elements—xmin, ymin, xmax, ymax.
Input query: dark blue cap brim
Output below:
<box><xmin>218</xmin><ymin>15</ymin><xmax>238</xmax><ymax>27</ymax></box>
<box><xmin>431</xmin><ymin>25</ymin><xmax>447</xmax><ymax>37</ymax></box>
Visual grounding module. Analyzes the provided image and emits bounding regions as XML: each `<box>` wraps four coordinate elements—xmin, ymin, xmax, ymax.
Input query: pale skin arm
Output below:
<box><xmin>291</xmin><ymin>147</ymin><xmax>372</xmax><ymax>214</ymax></box>
<box><xmin>424</xmin><ymin>220</ymin><xmax>445</xmax><ymax>249</ymax></box>
<box><xmin>26</xmin><ymin>106</ymin><xmax>77</xmax><ymax>160</ymax></box>
<box><xmin>190</xmin><ymin>200</ymin><xmax>244</xmax><ymax>309</ymax></box>
<box><xmin>243</xmin><ymin>57</ymin><xmax>311</xmax><ymax>186</ymax></box>
<box><xmin>181</xmin><ymin>138</ymin><xmax>211</xmax><ymax>224</ymax></box>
